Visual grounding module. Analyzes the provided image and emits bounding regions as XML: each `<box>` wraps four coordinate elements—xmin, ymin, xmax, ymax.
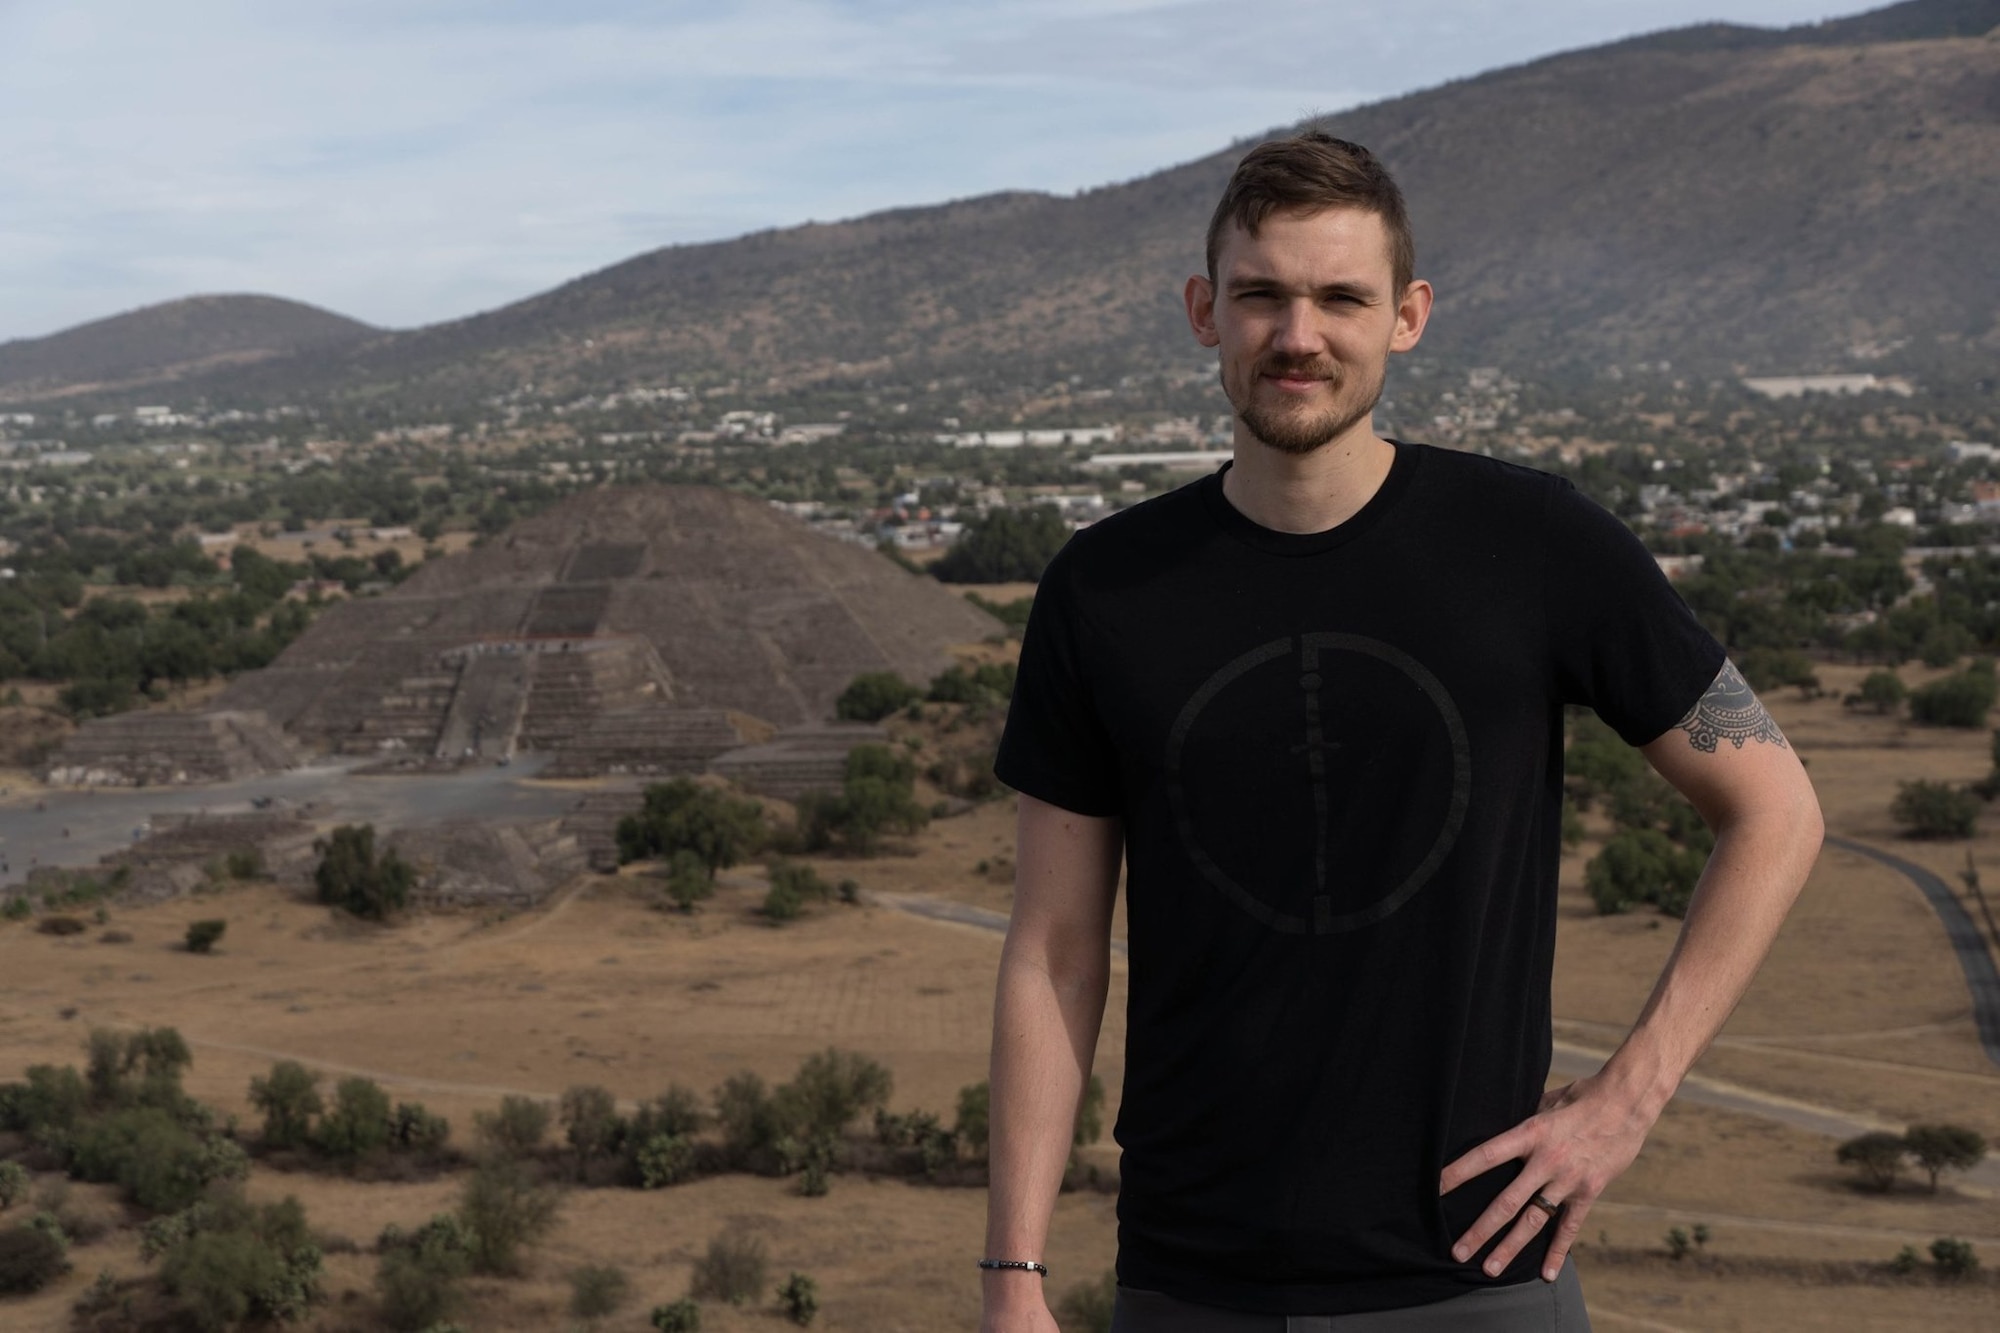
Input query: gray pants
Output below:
<box><xmin>1109</xmin><ymin>1259</ymin><xmax>1591</xmax><ymax>1332</ymax></box>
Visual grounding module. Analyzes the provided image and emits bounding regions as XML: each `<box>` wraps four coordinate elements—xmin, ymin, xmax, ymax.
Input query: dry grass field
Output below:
<box><xmin>3</xmin><ymin>660</ymin><xmax>1999</xmax><ymax>1329</ymax></box>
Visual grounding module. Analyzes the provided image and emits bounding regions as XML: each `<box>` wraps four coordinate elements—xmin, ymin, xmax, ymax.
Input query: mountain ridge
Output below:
<box><xmin>7</xmin><ymin>0</ymin><xmax>1995</xmax><ymax>408</ymax></box>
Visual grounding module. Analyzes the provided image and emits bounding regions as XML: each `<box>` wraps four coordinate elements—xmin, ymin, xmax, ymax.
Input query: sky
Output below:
<box><xmin>0</xmin><ymin>0</ymin><xmax>1865</xmax><ymax>342</ymax></box>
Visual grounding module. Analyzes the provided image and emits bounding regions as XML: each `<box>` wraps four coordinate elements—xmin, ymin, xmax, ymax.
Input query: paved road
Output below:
<box><xmin>1825</xmin><ymin>834</ymin><xmax>2000</xmax><ymax>1069</ymax></box>
<box><xmin>874</xmin><ymin>892</ymin><xmax>2000</xmax><ymax>1190</ymax></box>
<box><xmin>0</xmin><ymin>754</ymin><xmax>579</xmax><ymax>890</ymax></box>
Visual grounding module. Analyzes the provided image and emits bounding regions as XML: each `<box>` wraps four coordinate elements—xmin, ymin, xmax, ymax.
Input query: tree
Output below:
<box><xmin>1845</xmin><ymin>670</ymin><xmax>1906</xmax><ymax>714</ymax></box>
<box><xmin>0</xmin><ymin>1161</ymin><xmax>27</xmax><ymax>1210</ymax></box>
<box><xmin>834</xmin><ymin>671</ymin><xmax>920</xmax><ymax>722</ymax></box>
<box><xmin>616</xmin><ymin>779</ymin><xmax>767</xmax><ymax>877</ymax></box>
<box><xmin>184</xmin><ymin>919</ymin><xmax>227</xmax><ymax>954</ymax></box>
<box><xmin>156</xmin><ymin>1192</ymin><xmax>321</xmax><ymax>1329</ymax></box>
<box><xmin>0</xmin><ymin>1222</ymin><xmax>69</xmax><ymax>1295</ymax></box>
<box><xmin>662</xmin><ymin>849</ymin><xmax>714</xmax><ymax>913</ymax></box>
<box><xmin>779</xmin><ymin>1049</ymin><xmax>893</xmax><ymax>1142</ymax></box>
<box><xmin>930</xmin><ymin>506</ymin><xmax>1069</xmax><ymax>583</ymax></box>
<box><xmin>316</xmin><ymin>1077</ymin><xmax>391</xmax><ymax>1160</ymax></box>
<box><xmin>1908</xmin><ymin>668</ymin><xmax>1998</xmax><ymax>728</ymax></box>
<box><xmin>955</xmin><ymin>1082</ymin><xmax>990</xmax><ymax>1157</ymax></box>
<box><xmin>457</xmin><ymin>1157</ymin><xmax>559</xmax><ymax>1276</ymax></box>
<box><xmin>569</xmin><ymin>1264</ymin><xmax>630</xmax><ymax>1323</ymax></box>
<box><xmin>1930</xmin><ymin>1236</ymin><xmax>1979</xmax><ymax>1278</ymax></box>
<box><xmin>249</xmin><ymin>1062</ymin><xmax>323</xmax><ymax>1150</ymax></box>
<box><xmin>560</xmin><ymin>1084</ymin><xmax>624</xmax><ymax>1178</ymax></box>
<box><xmin>1585</xmin><ymin>828</ymin><xmax>1704</xmax><ymax>916</ymax></box>
<box><xmin>777</xmin><ymin>1271</ymin><xmax>819</xmax><ymax>1326</ymax></box>
<box><xmin>1891</xmin><ymin>780</ymin><xmax>1979</xmax><ymax>839</ymax></box>
<box><xmin>1903</xmin><ymin>1124</ymin><xmax>1987</xmax><ymax>1193</ymax></box>
<box><xmin>1838</xmin><ymin>1131</ymin><xmax>1908</xmax><ymax>1192</ymax></box>
<box><xmin>312</xmin><ymin>825</ymin><xmax>414</xmax><ymax>921</ymax></box>
<box><xmin>474</xmin><ymin>1095</ymin><xmax>550</xmax><ymax>1158</ymax></box>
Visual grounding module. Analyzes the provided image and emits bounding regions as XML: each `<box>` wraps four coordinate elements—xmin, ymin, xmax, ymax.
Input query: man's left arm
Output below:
<box><xmin>1439</xmin><ymin>660</ymin><xmax>1824</xmax><ymax>1281</ymax></box>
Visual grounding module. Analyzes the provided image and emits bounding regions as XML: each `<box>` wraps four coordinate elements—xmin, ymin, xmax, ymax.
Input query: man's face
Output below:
<box><xmin>1185</xmin><ymin>207</ymin><xmax>1430</xmax><ymax>456</ymax></box>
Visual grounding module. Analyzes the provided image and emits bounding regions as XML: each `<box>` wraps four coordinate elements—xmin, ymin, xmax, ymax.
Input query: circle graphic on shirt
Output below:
<box><xmin>1165</xmin><ymin>633</ymin><xmax>1471</xmax><ymax>934</ymax></box>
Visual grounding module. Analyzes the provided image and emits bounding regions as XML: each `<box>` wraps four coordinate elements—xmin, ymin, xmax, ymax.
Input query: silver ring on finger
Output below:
<box><xmin>1527</xmin><ymin>1192</ymin><xmax>1561</xmax><ymax>1218</ymax></box>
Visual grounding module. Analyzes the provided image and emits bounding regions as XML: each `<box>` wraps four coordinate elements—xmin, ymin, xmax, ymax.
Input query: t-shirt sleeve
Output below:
<box><xmin>1543</xmin><ymin>478</ymin><xmax>1728</xmax><ymax>746</ymax></box>
<box><xmin>992</xmin><ymin>545</ymin><xmax>1124</xmax><ymax>817</ymax></box>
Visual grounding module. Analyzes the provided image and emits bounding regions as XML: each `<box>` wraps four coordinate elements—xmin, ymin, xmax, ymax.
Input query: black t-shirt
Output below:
<box><xmin>994</xmin><ymin>441</ymin><xmax>1725</xmax><ymax>1315</ymax></box>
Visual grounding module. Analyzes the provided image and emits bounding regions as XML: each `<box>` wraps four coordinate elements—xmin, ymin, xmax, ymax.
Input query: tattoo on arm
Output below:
<box><xmin>1672</xmin><ymin>660</ymin><xmax>1788</xmax><ymax>753</ymax></box>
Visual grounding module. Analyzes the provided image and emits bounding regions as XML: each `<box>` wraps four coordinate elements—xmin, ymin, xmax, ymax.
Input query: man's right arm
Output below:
<box><xmin>981</xmin><ymin>793</ymin><xmax>1124</xmax><ymax>1332</ymax></box>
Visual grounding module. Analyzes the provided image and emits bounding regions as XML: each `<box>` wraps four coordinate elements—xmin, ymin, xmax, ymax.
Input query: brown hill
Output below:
<box><xmin>24</xmin><ymin>0</ymin><xmax>2000</xmax><ymax>406</ymax></box>
<box><xmin>211</xmin><ymin>485</ymin><xmax>999</xmax><ymax>753</ymax></box>
<box><xmin>0</xmin><ymin>294</ymin><xmax>377</xmax><ymax>401</ymax></box>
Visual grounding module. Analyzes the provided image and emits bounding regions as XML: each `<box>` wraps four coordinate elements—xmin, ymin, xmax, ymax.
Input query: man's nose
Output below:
<box><xmin>1271</xmin><ymin>300</ymin><xmax>1321</xmax><ymax>355</ymax></box>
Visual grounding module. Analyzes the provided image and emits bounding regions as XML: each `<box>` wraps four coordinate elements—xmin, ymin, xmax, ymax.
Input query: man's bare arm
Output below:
<box><xmin>982</xmin><ymin>794</ymin><xmax>1124</xmax><ymax>1332</ymax></box>
<box><xmin>1441</xmin><ymin>661</ymin><xmax>1823</xmax><ymax>1280</ymax></box>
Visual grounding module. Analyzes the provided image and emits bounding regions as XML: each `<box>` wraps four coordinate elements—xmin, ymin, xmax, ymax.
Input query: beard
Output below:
<box><xmin>1226</xmin><ymin>354</ymin><xmax>1386</xmax><ymax>456</ymax></box>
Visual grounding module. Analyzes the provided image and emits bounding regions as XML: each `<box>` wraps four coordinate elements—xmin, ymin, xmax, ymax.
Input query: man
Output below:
<box><xmin>979</xmin><ymin>132</ymin><xmax>1822</xmax><ymax>1332</ymax></box>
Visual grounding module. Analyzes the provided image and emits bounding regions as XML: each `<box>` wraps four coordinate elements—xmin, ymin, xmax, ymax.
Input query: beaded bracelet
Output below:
<box><xmin>977</xmin><ymin>1259</ymin><xmax>1049</xmax><ymax>1276</ymax></box>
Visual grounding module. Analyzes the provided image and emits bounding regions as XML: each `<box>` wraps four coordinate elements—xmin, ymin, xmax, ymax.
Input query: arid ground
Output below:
<box><xmin>3</xmin><ymin>658</ymin><xmax>1999</xmax><ymax>1330</ymax></box>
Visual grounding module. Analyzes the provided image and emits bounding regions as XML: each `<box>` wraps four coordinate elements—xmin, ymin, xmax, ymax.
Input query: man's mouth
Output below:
<box><xmin>1260</xmin><ymin>364</ymin><xmax>1336</xmax><ymax>392</ymax></box>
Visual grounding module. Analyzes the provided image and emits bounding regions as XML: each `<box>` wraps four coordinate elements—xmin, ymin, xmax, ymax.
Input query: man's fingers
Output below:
<box><xmin>1475</xmin><ymin>1198</ymin><xmax>1552</xmax><ymax>1277</ymax></box>
<box><xmin>1541</xmin><ymin>1199</ymin><xmax>1590</xmax><ymax>1282</ymax></box>
<box><xmin>1439</xmin><ymin>1125</ymin><xmax>1536</xmax><ymax>1195</ymax></box>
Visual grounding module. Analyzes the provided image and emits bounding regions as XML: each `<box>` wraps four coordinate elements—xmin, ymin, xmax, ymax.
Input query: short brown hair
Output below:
<box><xmin>1205</xmin><ymin>131</ymin><xmax>1414</xmax><ymax>294</ymax></box>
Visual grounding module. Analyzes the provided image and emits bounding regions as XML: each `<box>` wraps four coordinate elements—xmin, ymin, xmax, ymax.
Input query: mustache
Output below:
<box><xmin>1257</xmin><ymin>357</ymin><xmax>1341</xmax><ymax>381</ymax></box>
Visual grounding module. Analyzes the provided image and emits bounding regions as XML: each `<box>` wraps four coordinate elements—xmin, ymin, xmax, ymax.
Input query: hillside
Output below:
<box><xmin>19</xmin><ymin>0</ymin><xmax>2000</xmax><ymax>408</ymax></box>
<box><xmin>0</xmin><ymin>294</ymin><xmax>378</xmax><ymax>401</ymax></box>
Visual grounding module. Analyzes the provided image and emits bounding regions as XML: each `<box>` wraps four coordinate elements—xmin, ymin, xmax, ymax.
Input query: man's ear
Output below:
<box><xmin>1390</xmin><ymin>279</ymin><xmax>1434</xmax><ymax>354</ymax></box>
<box><xmin>1184</xmin><ymin>275</ymin><xmax>1221</xmax><ymax>348</ymax></box>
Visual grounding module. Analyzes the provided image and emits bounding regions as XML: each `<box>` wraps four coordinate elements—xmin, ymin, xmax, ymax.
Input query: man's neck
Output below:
<box><xmin>1221</xmin><ymin>422</ymin><xmax>1397</xmax><ymax>535</ymax></box>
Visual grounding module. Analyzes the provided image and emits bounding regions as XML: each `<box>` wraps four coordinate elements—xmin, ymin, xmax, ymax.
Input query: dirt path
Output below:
<box><xmin>1826</xmin><ymin>835</ymin><xmax>2000</xmax><ymax>1067</ymax></box>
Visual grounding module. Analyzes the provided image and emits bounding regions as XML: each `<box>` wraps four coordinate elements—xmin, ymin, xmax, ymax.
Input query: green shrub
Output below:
<box><xmin>569</xmin><ymin>1263</ymin><xmax>630</xmax><ymax>1321</ymax></box>
<box><xmin>1585</xmin><ymin>828</ymin><xmax>1705</xmax><ymax>916</ymax></box>
<box><xmin>224</xmin><ymin>849</ymin><xmax>264</xmax><ymax>880</ymax></box>
<box><xmin>1909</xmin><ymin>669</ymin><xmax>1998</xmax><ymax>728</ymax></box>
<box><xmin>387</xmin><ymin>1102</ymin><xmax>450</xmax><ymax>1154</ymax></box>
<box><xmin>0</xmin><ymin>1161</ymin><xmax>28</xmax><ymax>1209</ymax></box>
<box><xmin>1890</xmin><ymin>1244</ymin><xmax>1922</xmax><ymax>1275</ymax></box>
<box><xmin>1056</xmin><ymin>1270</ymin><xmax>1117</xmax><ymax>1333</ymax></box>
<box><xmin>456</xmin><ymin>1158</ymin><xmax>558</xmax><ymax>1276</ymax></box>
<box><xmin>1930</xmin><ymin>1236</ymin><xmax>1978</xmax><ymax>1278</ymax></box>
<box><xmin>1838</xmin><ymin>1131</ymin><xmax>1908</xmax><ymax>1192</ymax></box>
<box><xmin>768</xmin><ymin>859</ymin><xmax>831</xmax><ymax>905</ymax></box>
<box><xmin>714</xmin><ymin>1073</ymin><xmax>783</xmax><ymax>1167</ymax></box>
<box><xmin>777</xmin><ymin>1271</ymin><xmax>819</xmax><ymax>1325</ymax></box>
<box><xmin>0</xmin><ymin>1221</ymin><xmax>69</xmax><ymax>1294</ymax></box>
<box><xmin>1846</xmin><ymin>670</ymin><xmax>1906</xmax><ymax>713</ymax></box>
<box><xmin>834</xmin><ymin>672</ymin><xmax>920</xmax><ymax>722</ymax></box>
<box><xmin>954</xmin><ymin>1082</ymin><xmax>990</xmax><ymax>1157</ymax></box>
<box><xmin>1891</xmin><ymin>780</ymin><xmax>1979</xmax><ymax>839</ymax></box>
<box><xmin>690</xmin><ymin>1231</ymin><xmax>767</xmax><ymax>1305</ymax></box>
<box><xmin>662</xmin><ymin>849</ymin><xmax>714</xmax><ymax>913</ymax></box>
<box><xmin>86</xmin><ymin>1026</ymin><xmax>193</xmax><ymax>1111</ymax></box>
<box><xmin>5</xmin><ymin>1064</ymin><xmax>88</xmax><ymax>1142</ymax></box>
<box><xmin>764</xmin><ymin>879</ymin><xmax>804</xmax><ymax>922</ymax></box>
<box><xmin>1665</xmin><ymin>1226</ymin><xmax>1691</xmax><ymax>1260</ymax></box>
<box><xmin>249</xmin><ymin>1062</ymin><xmax>323</xmax><ymax>1151</ymax></box>
<box><xmin>651</xmin><ymin>1298</ymin><xmax>702</xmax><ymax>1332</ymax></box>
<box><xmin>376</xmin><ymin>1242</ymin><xmax>466</xmax><ymax>1332</ymax></box>
<box><xmin>316</xmin><ymin>1077</ymin><xmax>392</xmax><ymax>1160</ymax></box>
<box><xmin>615</xmin><ymin>779</ymin><xmax>767</xmax><ymax>874</ymax></box>
<box><xmin>184</xmin><ymin>919</ymin><xmax>227</xmax><ymax>954</ymax></box>
<box><xmin>2</xmin><ymin>895</ymin><xmax>30</xmax><ymax>921</ymax></box>
<box><xmin>926</xmin><ymin>661</ymin><xmax>1018</xmax><ymax>705</ymax></box>
<box><xmin>637</xmin><ymin>1134</ymin><xmax>697</xmax><ymax>1188</ymax></box>
<box><xmin>560</xmin><ymin>1084</ymin><xmax>624</xmax><ymax>1176</ymax></box>
<box><xmin>313</xmin><ymin>824</ymin><xmax>414</xmax><ymax>921</ymax></box>
<box><xmin>473</xmin><ymin>1095</ymin><xmax>550</xmax><ymax>1158</ymax></box>
<box><xmin>70</xmin><ymin>1106</ymin><xmax>247</xmax><ymax>1213</ymax></box>
<box><xmin>155</xmin><ymin>1192</ymin><xmax>322</xmax><ymax>1329</ymax></box>
<box><xmin>780</xmin><ymin>1049</ymin><xmax>893</xmax><ymax>1142</ymax></box>
<box><xmin>1075</xmin><ymin>1074</ymin><xmax>1106</xmax><ymax>1146</ymax></box>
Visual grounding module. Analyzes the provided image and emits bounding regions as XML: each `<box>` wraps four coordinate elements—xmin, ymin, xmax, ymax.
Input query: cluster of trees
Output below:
<box><xmin>617</xmin><ymin>753</ymin><xmax>931</xmax><ymax>893</ymax></box>
<box><xmin>0</xmin><ymin>1028</ymin><xmax>322</xmax><ymax>1322</ymax></box>
<box><xmin>1836</xmin><ymin>1123</ymin><xmax>1988</xmax><ymax>1194</ymax></box>
<box><xmin>1565</xmin><ymin>713</ymin><xmax>1713</xmax><ymax>917</ymax></box>
<box><xmin>247</xmin><ymin>1061</ymin><xmax>450</xmax><ymax>1165</ymax></box>
<box><xmin>313</xmin><ymin>824</ymin><xmax>415</xmax><ymax>920</ymax></box>
<box><xmin>835</xmin><ymin>662</ymin><xmax>1018</xmax><ymax>722</ymax></box>
<box><xmin>929</xmin><ymin>506</ymin><xmax>1070</xmax><ymax>584</ymax></box>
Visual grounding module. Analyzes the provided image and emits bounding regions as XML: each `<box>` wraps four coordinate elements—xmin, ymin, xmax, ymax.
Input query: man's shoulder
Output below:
<box><xmin>1050</xmin><ymin>473</ymin><xmax>1213</xmax><ymax>569</ymax></box>
<box><xmin>1406</xmin><ymin>440</ymin><xmax>1569</xmax><ymax>507</ymax></box>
